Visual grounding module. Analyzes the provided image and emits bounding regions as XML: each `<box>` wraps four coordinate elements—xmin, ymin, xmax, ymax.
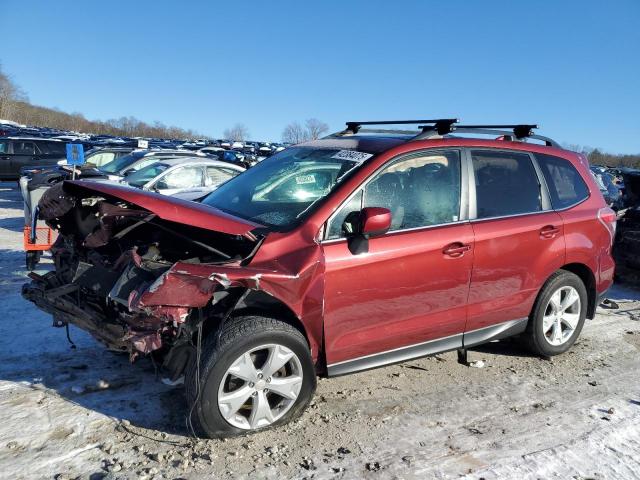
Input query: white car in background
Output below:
<box><xmin>122</xmin><ymin>157</ymin><xmax>245</xmax><ymax>201</ymax></box>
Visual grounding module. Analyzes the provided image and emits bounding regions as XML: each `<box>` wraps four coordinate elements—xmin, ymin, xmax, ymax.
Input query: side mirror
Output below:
<box><xmin>360</xmin><ymin>207</ymin><xmax>391</xmax><ymax>237</ymax></box>
<box><xmin>342</xmin><ymin>207</ymin><xmax>391</xmax><ymax>255</ymax></box>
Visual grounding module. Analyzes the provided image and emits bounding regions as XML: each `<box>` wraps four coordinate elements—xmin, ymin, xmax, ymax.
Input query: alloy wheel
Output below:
<box><xmin>217</xmin><ymin>344</ymin><xmax>303</xmax><ymax>430</ymax></box>
<box><xmin>542</xmin><ymin>286</ymin><xmax>581</xmax><ymax>346</ymax></box>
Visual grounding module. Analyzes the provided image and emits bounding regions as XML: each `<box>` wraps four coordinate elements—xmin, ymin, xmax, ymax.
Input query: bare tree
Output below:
<box><xmin>282</xmin><ymin>121</ymin><xmax>307</xmax><ymax>144</ymax></box>
<box><xmin>305</xmin><ymin>118</ymin><xmax>329</xmax><ymax>140</ymax></box>
<box><xmin>282</xmin><ymin>118</ymin><xmax>329</xmax><ymax>144</ymax></box>
<box><xmin>0</xmin><ymin>64</ymin><xmax>27</xmax><ymax>119</ymax></box>
<box><xmin>223</xmin><ymin>123</ymin><xmax>249</xmax><ymax>142</ymax></box>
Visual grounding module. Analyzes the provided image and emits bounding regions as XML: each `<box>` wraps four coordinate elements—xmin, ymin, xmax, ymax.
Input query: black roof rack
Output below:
<box><xmin>331</xmin><ymin>119</ymin><xmax>561</xmax><ymax>148</ymax></box>
<box><xmin>340</xmin><ymin>119</ymin><xmax>458</xmax><ymax>135</ymax></box>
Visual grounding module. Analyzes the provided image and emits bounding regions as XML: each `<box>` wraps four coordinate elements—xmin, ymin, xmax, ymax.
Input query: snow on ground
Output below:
<box><xmin>0</xmin><ymin>181</ymin><xmax>639</xmax><ymax>480</ymax></box>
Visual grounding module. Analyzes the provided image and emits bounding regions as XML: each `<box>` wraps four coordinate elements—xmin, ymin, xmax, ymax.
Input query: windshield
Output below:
<box><xmin>125</xmin><ymin>162</ymin><xmax>170</xmax><ymax>187</ymax></box>
<box><xmin>201</xmin><ymin>147</ymin><xmax>365</xmax><ymax>229</ymax></box>
<box><xmin>100</xmin><ymin>151</ymin><xmax>145</xmax><ymax>174</ymax></box>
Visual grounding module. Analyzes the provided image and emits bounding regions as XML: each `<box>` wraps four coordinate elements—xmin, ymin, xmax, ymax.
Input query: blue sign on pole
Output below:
<box><xmin>66</xmin><ymin>143</ymin><xmax>85</xmax><ymax>165</ymax></box>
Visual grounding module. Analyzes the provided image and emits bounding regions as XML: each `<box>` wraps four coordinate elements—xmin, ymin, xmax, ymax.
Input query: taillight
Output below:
<box><xmin>598</xmin><ymin>207</ymin><xmax>617</xmax><ymax>246</ymax></box>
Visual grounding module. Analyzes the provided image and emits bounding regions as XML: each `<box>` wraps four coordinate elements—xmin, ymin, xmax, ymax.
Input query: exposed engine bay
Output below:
<box><xmin>21</xmin><ymin>181</ymin><xmax>267</xmax><ymax>380</ymax></box>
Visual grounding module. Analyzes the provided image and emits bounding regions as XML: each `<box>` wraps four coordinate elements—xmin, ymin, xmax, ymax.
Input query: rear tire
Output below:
<box><xmin>524</xmin><ymin>270</ymin><xmax>588</xmax><ymax>357</ymax></box>
<box><xmin>185</xmin><ymin>314</ymin><xmax>316</xmax><ymax>438</ymax></box>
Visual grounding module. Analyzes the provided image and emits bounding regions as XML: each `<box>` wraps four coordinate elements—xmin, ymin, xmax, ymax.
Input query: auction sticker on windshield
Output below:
<box><xmin>331</xmin><ymin>150</ymin><xmax>373</xmax><ymax>163</ymax></box>
<box><xmin>295</xmin><ymin>174</ymin><xmax>316</xmax><ymax>185</ymax></box>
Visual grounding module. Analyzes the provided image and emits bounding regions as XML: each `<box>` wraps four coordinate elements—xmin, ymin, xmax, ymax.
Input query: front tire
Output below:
<box><xmin>524</xmin><ymin>270</ymin><xmax>588</xmax><ymax>357</ymax></box>
<box><xmin>185</xmin><ymin>314</ymin><xmax>316</xmax><ymax>438</ymax></box>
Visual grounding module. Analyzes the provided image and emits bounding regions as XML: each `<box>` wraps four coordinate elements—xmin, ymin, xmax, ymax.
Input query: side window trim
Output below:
<box><xmin>465</xmin><ymin>147</ymin><xmax>553</xmax><ymax>222</ymax></box>
<box><xmin>529</xmin><ymin>152</ymin><xmax>552</xmax><ymax>211</ymax></box>
<box><xmin>322</xmin><ymin>148</ymin><xmax>466</xmax><ymax>242</ymax></box>
<box><xmin>323</xmin><ymin>190</ymin><xmax>363</xmax><ymax>242</ymax></box>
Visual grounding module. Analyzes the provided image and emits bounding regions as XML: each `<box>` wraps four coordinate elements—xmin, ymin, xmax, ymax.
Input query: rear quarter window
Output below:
<box><xmin>536</xmin><ymin>153</ymin><xmax>589</xmax><ymax>209</ymax></box>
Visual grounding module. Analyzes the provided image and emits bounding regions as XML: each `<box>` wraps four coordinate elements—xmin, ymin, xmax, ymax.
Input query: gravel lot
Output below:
<box><xmin>0</xmin><ymin>181</ymin><xmax>639</xmax><ymax>480</ymax></box>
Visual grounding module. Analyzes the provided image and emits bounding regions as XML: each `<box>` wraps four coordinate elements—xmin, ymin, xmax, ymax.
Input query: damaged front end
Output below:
<box><xmin>22</xmin><ymin>181</ymin><xmax>266</xmax><ymax>378</ymax></box>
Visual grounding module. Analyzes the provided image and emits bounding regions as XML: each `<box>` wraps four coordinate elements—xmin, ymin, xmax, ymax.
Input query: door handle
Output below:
<box><xmin>443</xmin><ymin>242</ymin><xmax>471</xmax><ymax>257</ymax></box>
<box><xmin>540</xmin><ymin>225</ymin><xmax>561</xmax><ymax>238</ymax></box>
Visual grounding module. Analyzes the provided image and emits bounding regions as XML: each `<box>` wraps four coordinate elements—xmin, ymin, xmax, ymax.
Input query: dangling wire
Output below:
<box><xmin>65</xmin><ymin>324</ymin><xmax>76</xmax><ymax>349</ymax></box>
<box><xmin>186</xmin><ymin>309</ymin><xmax>203</xmax><ymax>439</ymax></box>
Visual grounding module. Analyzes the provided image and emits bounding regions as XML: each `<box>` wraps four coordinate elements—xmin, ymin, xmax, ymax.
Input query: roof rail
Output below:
<box><xmin>338</xmin><ymin>119</ymin><xmax>459</xmax><ymax>135</ymax></box>
<box><xmin>460</xmin><ymin>124</ymin><xmax>538</xmax><ymax>139</ymax></box>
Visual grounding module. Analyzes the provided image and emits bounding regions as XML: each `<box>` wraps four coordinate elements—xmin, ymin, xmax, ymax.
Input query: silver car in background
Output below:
<box><xmin>122</xmin><ymin>157</ymin><xmax>245</xmax><ymax>201</ymax></box>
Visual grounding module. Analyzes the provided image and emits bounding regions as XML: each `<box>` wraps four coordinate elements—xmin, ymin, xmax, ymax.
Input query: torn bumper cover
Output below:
<box><xmin>21</xmin><ymin>181</ymin><xmax>268</xmax><ymax>359</ymax></box>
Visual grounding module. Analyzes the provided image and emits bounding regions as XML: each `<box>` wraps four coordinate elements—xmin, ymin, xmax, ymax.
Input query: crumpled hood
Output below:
<box><xmin>62</xmin><ymin>180</ymin><xmax>264</xmax><ymax>238</ymax></box>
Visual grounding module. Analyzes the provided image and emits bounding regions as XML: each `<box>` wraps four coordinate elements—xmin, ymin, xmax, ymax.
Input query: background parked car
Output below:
<box><xmin>83</xmin><ymin>146</ymin><xmax>136</xmax><ymax>168</ymax></box>
<box><xmin>199</xmin><ymin>147</ymin><xmax>253</xmax><ymax>168</ymax></box>
<box><xmin>98</xmin><ymin>149</ymin><xmax>209</xmax><ymax>180</ymax></box>
<box><xmin>121</xmin><ymin>157</ymin><xmax>245</xmax><ymax>201</ymax></box>
<box><xmin>0</xmin><ymin>137</ymin><xmax>66</xmax><ymax>179</ymax></box>
<box><xmin>590</xmin><ymin>166</ymin><xmax>623</xmax><ymax>209</ymax></box>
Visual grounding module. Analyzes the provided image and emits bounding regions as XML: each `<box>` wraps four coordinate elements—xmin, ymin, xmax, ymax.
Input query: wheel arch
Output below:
<box><xmin>558</xmin><ymin>263</ymin><xmax>597</xmax><ymax>319</ymax></box>
<box><xmin>223</xmin><ymin>289</ymin><xmax>323</xmax><ymax>371</ymax></box>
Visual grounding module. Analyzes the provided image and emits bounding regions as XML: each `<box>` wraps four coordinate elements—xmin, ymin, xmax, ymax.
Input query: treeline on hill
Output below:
<box><xmin>565</xmin><ymin>144</ymin><xmax>640</xmax><ymax>169</ymax></box>
<box><xmin>587</xmin><ymin>149</ymin><xmax>640</xmax><ymax>169</ymax></box>
<box><xmin>0</xmin><ymin>65</ymin><xmax>204</xmax><ymax>139</ymax></box>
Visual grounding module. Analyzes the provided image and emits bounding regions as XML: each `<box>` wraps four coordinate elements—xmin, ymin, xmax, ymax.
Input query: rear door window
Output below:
<box><xmin>471</xmin><ymin>150</ymin><xmax>542</xmax><ymax>218</ymax></box>
<box><xmin>205</xmin><ymin>166</ymin><xmax>239</xmax><ymax>186</ymax></box>
<box><xmin>0</xmin><ymin>140</ymin><xmax>8</xmax><ymax>154</ymax></box>
<box><xmin>12</xmin><ymin>141</ymin><xmax>36</xmax><ymax>155</ymax></box>
<box><xmin>131</xmin><ymin>158</ymin><xmax>158</xmax><ymax>172</ymax></box>
<box><xmin>87</xmin><ymin>152</ymin><xmax>116</xmax><ymax>167</ymax></box>
<box><xmin>35</xmin><ymin>142</ymin><xmax>56</xmax><ymax>154</ymax></box>
<box><xmin>158</xmin><ymin>166</ymin><xmax>204</xmax><ymax>190</ymax></box>
<box><xmin>536</xmin><ymin>153</ymin><xmax>589</xmax><ymax>209</ymax></box>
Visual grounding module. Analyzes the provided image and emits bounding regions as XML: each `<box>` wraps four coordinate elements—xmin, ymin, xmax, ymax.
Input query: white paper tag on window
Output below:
<box><xmin>331</xmin><ymin>150</ymin><xmax>373</xmax><ymax>163</ymax></box>
<box><xmin>295</xmin><ymin>174</ymin><xmax>315</xmax><ymax>185</ymax></box>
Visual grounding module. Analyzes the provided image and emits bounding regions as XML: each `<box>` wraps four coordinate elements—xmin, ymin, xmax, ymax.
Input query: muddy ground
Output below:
<box><xmin>0</xmin><ymin>181</ymin><xmax>639</xmax><ymax>480</ymax></box>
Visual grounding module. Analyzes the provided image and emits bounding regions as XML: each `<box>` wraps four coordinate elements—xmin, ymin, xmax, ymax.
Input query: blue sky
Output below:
<box><xmin>2</xmin><ymin>0</ymin><xmax>639</xmax><ymax>153</ymax></box>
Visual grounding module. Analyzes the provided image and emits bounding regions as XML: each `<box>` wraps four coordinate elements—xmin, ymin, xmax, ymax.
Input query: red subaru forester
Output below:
<box><xmin>24</xmin><ymin>120</ymin><xmax>616</xmax><ymax>437</ymax></box>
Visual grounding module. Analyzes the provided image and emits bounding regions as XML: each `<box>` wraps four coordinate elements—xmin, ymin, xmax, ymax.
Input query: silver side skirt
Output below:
<box><xmin>326</xmin><ymin>317</ymin><xmax>528</xmax><ymax>377</ymax></box>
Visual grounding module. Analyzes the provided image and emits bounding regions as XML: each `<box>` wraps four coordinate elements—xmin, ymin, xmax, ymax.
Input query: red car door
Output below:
<box><xmin>464</xmin><ymin>149</ymin><xmax>566</xmax><ymax>345</ymax></box>
<box><xmin>321</xmin><ymin>149</ymin><xmax>474</xmax><ymax>375</ymax></box>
